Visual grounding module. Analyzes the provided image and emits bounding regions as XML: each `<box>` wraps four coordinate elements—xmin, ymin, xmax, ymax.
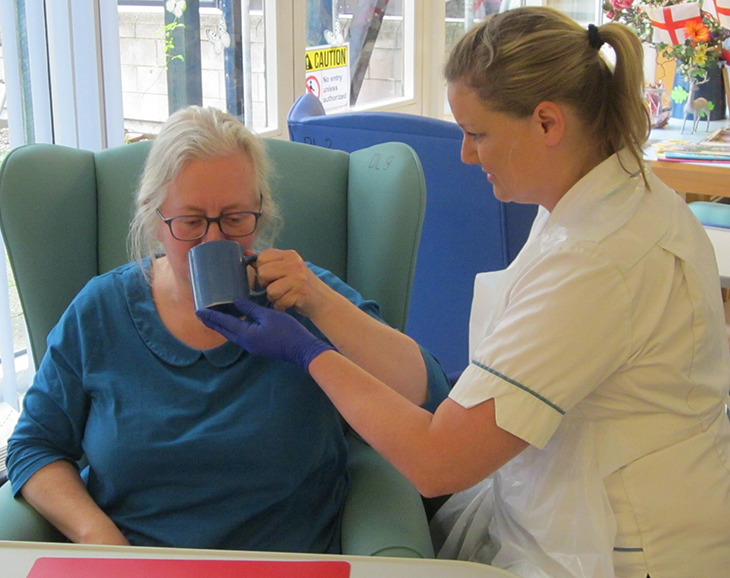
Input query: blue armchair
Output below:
<box><xmin>288</xmin><ymin>93</ymin><xmax>538</xmax><ymax>376</ymax></box>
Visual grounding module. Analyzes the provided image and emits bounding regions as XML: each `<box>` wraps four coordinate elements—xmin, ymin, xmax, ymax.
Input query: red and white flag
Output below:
<box><xmin>710</xmin><ymin>0</ymin><xmax>730</xmax><ymax>27</ymax></box>
<box><xmin>647</xmin><ymin>1</ymin><xmax>702</xmax><ymax>44</ymax></box>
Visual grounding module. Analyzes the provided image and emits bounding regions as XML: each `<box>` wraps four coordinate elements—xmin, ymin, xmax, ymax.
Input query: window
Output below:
<box><xmin>120</xmin><ymin>0</ymin><xmax>220</xmax><ymax>6</ymax></box>
<box><xmin>303</xmin><ymin>0</ymin><xmax>414</xmax><ymax>112</ymax></box>
<box><xmin>442</xmin><ymin>0</ymin><xmax>602</xmax><ymax>116</ymax></box>
<box><xmin>0</xmin><ymin>1</ymin><xmax>42</xmax><ymax>414</ymax></box>
<box><xmin>118</xmin><ymin>0</ymin><xmax>279</xmax><ymax>137</ymax></box>
<box><xmin>0</xmin><ymin>0</ymin><xmax>43</xmax><ymax>478</ymax></box>
<box><xmin>445</xmin><ymin>0</ymin><xmax>601</xmax><ymax>58</ymax></box>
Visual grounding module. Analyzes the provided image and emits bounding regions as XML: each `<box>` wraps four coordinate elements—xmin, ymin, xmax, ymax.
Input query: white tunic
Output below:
<box><xmin>434</xmin><ymin>151</ymin><xmax>730</xmax><ymax>578</ymax></box>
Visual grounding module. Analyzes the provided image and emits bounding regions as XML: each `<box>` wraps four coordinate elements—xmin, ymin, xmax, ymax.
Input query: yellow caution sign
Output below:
<box><xmin>304</xmin><ymin>44</ymin><xmax>350</xmax><ymax>112</ymax></box>
<box><xmin>306</xmin><ymin>45</ymin><xmax>348</xmax><ymax>72</ymax></box>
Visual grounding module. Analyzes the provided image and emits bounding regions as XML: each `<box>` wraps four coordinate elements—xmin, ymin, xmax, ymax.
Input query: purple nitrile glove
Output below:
<box><xmin>196</xmin><ymin>298</ymin><xmax>335</xmax><ymax>371</ymax></box>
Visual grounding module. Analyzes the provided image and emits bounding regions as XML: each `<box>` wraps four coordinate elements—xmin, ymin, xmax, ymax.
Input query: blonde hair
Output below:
<box><xmin>445</xmin><ymin>7</ymin><xmax>650</xmax><ymax>183</ymax></box>
<box><xmin>128</xmin><ymin>106</ymin><xmax>283</xmax><ymax>268</ymax></box>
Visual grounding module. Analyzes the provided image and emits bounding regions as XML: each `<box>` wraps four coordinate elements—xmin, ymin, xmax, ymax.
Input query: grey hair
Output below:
<box><xmin>445</xmin><ymin>7</ymin><xmax>650</xmax><ymax>185</ymax></box>
<box><xmin>128</xmin><ymin>106</ymin><xmax>283</xmax><ymax>269</ymax></box>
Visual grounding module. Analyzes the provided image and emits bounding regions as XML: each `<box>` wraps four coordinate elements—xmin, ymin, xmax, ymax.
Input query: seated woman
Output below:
<box><xmin>6</xmin><ymin>106</ymin><xmax>449</xmax><ymax>552</ymax></box>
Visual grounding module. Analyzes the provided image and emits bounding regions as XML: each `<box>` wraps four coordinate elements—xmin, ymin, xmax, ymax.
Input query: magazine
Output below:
<box><xmin>702</xmin><ymin>126</ymin><xmax>730</xmax><ymax>146</ymax></box>
<box><xmin>653</xmin><ymin>126</ymin><xmax>730</xmax><ymax>161</ymax></box>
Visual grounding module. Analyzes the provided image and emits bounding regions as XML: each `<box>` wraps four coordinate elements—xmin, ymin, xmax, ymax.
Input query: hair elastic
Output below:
<box><xmin>587</xmin><ymin>24</ymin><xmax>604</xmax><ymax>50</ymax></box>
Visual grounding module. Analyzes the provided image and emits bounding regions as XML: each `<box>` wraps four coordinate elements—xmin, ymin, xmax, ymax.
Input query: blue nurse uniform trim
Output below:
<box><xmin>471</xmin><ymin>360</ymin><xmax>566</xmax><ymax>415</ymax></box>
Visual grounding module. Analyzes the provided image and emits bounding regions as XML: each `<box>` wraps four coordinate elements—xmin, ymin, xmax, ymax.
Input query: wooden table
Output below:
<box><xmin>647</xmin><ymin>119</ymin><xmax>730</xmax><ymax>198</ymax></box>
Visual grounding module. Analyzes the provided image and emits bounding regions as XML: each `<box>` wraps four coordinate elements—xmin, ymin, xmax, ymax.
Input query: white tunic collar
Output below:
<box><xmin>541</xmin><ymin>150</ymin><xmax>647</xmax><ymax>248</ymax></box>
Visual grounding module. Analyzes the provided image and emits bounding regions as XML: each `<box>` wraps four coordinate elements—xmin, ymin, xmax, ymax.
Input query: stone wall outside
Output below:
<box><xmin>120</xmin><ymin>10</ymin><xmax>405</xmax><ymax>135</ymax></box>
<box><xmin>0</xmin><ymin>10</ymin><xmax>406</xmax><ymax>136</ymax></box>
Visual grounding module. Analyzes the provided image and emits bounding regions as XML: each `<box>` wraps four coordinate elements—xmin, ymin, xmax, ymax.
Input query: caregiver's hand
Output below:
<box><xmin>254</xmin><ymin>249</ymin><xmax>333</xmax><ymax>317</ymax></box>
<box><xmin>196</xmin><ymin>298</ymin><xmax>335</xmax><ymax>370</ymax></box>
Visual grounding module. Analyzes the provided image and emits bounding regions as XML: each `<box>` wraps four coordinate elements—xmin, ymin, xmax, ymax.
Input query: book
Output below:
<box><xmin>26</xmin><ymin>557</ymin><xmax>352</xmax><ymax>578</ymax></box>
<box><xmin>653</xmin><ymin>130</ymin><xmax>730</xmax><ymax>161</ymax></box>
<box><xmin>662</xmin><ymin>153</ymin><xmax>730</xmax><ymax>162</ymax></box>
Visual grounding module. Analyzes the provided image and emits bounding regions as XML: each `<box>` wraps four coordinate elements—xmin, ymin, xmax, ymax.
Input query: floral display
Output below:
<box><xmin>604</xmin><ymin>0</ymin><xmax>729</xmax><ymax>80</ymax></box>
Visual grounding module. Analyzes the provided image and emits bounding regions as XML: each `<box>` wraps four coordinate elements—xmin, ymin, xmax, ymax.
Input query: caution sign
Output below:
<box><xmin>306</xmin><ymin>45</ymin><xmax>348</xmax><ymax>71</ymax></box>
<box><xmin>305</xmin><ymin>44</ymin><xmax>350</xmax><ymax>112</ymax></box>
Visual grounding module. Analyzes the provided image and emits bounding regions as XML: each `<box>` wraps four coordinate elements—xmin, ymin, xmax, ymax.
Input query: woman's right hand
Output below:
<box><xmin>78</xmin><ymin>523</ymin><xmax>130</xmax><ymax>546</ymax></box>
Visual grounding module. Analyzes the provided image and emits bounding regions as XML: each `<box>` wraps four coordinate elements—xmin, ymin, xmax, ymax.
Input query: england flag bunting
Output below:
<box><xmin>646</xmin><ymin>1</ymin><xmax>702</xmax><ymax>44</ymax></box>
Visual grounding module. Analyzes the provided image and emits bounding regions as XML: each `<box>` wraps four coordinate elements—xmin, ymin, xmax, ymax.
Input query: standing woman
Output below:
<box><xmin>200</xmin><ymin>7</ymin><xmax>730</xmax><ymax>578</ymax></box>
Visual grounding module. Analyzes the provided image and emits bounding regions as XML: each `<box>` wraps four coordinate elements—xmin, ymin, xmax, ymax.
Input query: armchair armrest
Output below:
<box><xmin>0</xmin><ymin>480</ymin><xmax>65</xmax><ymax>542</ymax></box>
<box><xmin>341</xmin><ymin>432</ymin><xmax>434</xmax><ymax>558</ymax></box>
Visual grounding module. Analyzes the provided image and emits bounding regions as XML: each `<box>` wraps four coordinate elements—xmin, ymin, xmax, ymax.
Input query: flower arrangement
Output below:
<box><xmin>604</xmin><ymin>0</ymin><xmax>655</xmax><ymax>42</ymax></box>
<box><xmin>604</xmin><ymin>0</ymin><xmax>729</xmax><ymax>81</ymax></box>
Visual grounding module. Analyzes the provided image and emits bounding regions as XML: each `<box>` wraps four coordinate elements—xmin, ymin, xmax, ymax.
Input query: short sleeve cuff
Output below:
<box><xmin>7</xmin><ymin>451</ymin><xmax>76</xmax><ymax>497</ymax></box>
<box><xmin>449</xmin><ymin>362</ymin><xmax>564</xmax><ymax>449</ymax></box>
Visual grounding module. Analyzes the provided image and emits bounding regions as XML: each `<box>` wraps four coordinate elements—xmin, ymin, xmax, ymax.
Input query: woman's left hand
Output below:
<box><xmin>254</xmin><ymin>249</ymin><xmax>333</xmax><ymax>316</ymax></box>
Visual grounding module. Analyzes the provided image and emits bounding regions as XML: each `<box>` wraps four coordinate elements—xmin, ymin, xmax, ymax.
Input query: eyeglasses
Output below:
<box><xmin>156</xmin><ymin>208</ymin><xmax>262</xmax><ymax>241</ymax></box>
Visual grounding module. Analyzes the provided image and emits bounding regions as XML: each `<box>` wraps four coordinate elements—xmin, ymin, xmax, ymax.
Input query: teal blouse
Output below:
<box><xmin>8</xmin><ymin>260</ymin><xmax>415</xmax><ymax>552</ymax></box>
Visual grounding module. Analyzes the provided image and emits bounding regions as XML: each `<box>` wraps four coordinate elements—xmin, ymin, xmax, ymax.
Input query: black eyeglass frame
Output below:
<box><xmin>156</xmin><ymin>208</ymin><xmax>263</xmax><ymax>241</ymax></box>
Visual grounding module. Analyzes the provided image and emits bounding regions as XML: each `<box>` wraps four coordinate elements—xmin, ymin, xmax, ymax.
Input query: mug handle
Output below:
<box><xmin>244</xmin><ymin>253</ymin><xmax>267</xmax><ymax>299</ymax></box>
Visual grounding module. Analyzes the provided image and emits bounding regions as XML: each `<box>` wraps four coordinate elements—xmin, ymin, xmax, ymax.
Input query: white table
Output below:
<box><xmin>704</xmin><ymin>226</ymin><xmax>730</xmax><ymax>289</ymax></box>
<box><xmin>0</xmin><ymin>540</ymin><xmax>520</xmax><ymax>578</ymax></box>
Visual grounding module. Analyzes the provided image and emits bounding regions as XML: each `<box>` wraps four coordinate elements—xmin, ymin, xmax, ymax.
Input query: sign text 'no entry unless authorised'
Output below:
<box><xmin>305</xmin><ymin>44</ymin><xmax>350</xmax><ymax>112</ymax></box>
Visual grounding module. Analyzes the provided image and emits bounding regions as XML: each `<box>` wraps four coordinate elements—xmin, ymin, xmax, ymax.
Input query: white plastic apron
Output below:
<box><xmin>433</xmin><ymin>214</ymin><xmax>619</xmax><ymax>578</ymax></box>
<box><xmin>433</xmin><ymin>201</ymin><xmax>727</xmax><ymax>578</ymax></box>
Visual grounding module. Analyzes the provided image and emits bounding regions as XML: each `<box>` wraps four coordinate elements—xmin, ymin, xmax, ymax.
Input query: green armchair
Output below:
<box><xmin>0</xmin><ymin>138</ymin><xmax>433</xmax><ymax>557</ymax></box>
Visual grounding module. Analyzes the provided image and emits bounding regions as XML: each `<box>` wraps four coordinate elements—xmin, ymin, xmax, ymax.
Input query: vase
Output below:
<box><xmin>642</xmin><ymin>43</ymin><xmax>657</xmax><ymax>85</ymax></box>
<box><xmin>645</xmin><ymin>85</ymin><xmax>672</xmax><ymax>128</ymax></box>
<box><xmin>671</xmin><ymin>65</ymin><xmax>727</xmax><ymax>121</ymax></box>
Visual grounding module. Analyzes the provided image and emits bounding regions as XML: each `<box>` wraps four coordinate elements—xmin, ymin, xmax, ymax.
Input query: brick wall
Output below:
<box><xmin>120</xmin><ymin>10</ymin><xmax>406</xmax><ymax>133</ymax></box>
<box><xmin>0</xmin><ymin>10</ymin><xmax>406</xmax><ymax>135</ymax></box>
<box><xmin>119</xmin><ymin>9</ymin><xmax>268</xmax><ymax>135</ymax></box>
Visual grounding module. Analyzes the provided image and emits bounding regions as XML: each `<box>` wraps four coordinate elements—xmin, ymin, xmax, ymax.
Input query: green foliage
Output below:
<box><xmin>157</xmin><ymin>3</ymin><xmax>187</xmax><ymax>70</ymax></box>
<box><xmin>671</xmin><ymin>85</ymin><xmax>688</xmax><ymax>104</ymax></box>
<box><xmin>602</xmin><ymin>0</ymin><xmax>654</xmax><ymax>43</ymax></box>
